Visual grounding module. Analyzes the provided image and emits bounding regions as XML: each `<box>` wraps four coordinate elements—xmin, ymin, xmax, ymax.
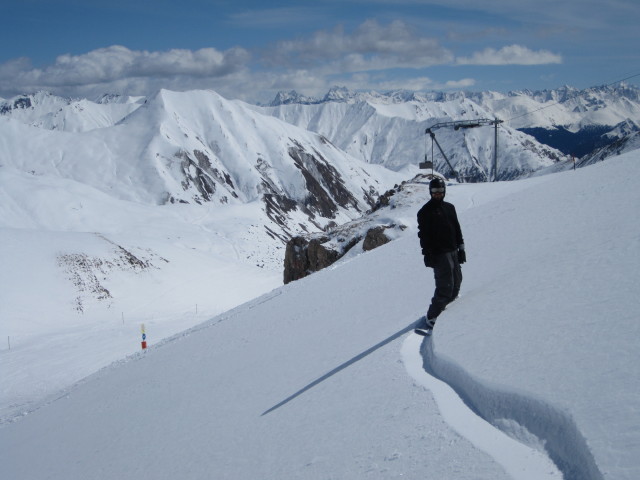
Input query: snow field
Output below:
<box><xmin>1</xmin><ymin>149</ymin><xmax>639</xmax><ymax>479</ymax></box>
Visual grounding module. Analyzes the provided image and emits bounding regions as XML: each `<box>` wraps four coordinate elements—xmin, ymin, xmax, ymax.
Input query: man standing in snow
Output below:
<box><xmin>415</xmin><ymin>177</ymin><xmax>465</xmax><ymax>336</ymax></box>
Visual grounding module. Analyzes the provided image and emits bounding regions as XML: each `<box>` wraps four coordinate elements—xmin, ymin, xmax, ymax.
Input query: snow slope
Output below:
<box><xmin>428</xmin><ymin>151</ymin><xmax>640</xmax><ymax>480</ymax></box>
<box><xmin>2</xmin><ymin>150</ymin><xmax>638</xmax><ymax>479</ymax></box>
<box><xmin>0</xmin><ymin>167</ymin><xmax>282</xmax><ymax>418</ymax></box>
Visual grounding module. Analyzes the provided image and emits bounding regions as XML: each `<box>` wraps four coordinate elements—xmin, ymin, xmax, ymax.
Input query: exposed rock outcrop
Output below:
<box><xmin>283</xmin><ymin>223</ymin><xmax>400</xmax><ymax>284</ymax></box>
<box><xmin>282</xmin><ymin>174</ymin><xmax>431</xmax><ymax>284</ymax></box>
<box><xmin>283</xmin><ymin>236</ymin><xmax>341</xmax><ymax>284</ymax></box>
<box><xmin>57</xmin><ymin>234</ymin><xmax>168</xmax><ymax>312</ymax></box>
<box><xmin>362</xmin><ymin>226</ymin><xmax>391</xmax><ymax>251</ymax></box>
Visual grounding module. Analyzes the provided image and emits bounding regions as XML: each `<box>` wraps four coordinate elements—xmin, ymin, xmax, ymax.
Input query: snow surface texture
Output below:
<box><xmin>2</xmin><ymin>151</ymin><xmax>639</xmax><ymax>479</ymax></box>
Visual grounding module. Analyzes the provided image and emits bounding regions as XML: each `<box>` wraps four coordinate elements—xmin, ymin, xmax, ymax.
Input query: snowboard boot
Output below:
<box><xmin>414</xmin><ymin>316</ymin><xmax>436</xmax><ymax>336</ymax></box>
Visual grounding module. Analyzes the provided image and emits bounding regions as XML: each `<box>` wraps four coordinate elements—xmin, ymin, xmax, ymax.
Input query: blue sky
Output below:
<box><xmin>1</xmin><ymin>0</ymin><xmax>638</xmax><ymax>103</ymax></box>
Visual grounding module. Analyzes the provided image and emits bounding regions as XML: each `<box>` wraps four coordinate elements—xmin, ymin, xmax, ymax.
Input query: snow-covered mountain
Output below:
<box><xmin>0</xmin><ymin>91</ymin><xmax>145</xmax><ymax>132</ymax></box>
<box><xmin>578</xmin><ymin>130</ymin><xmax>640</xmax><ymax>166</ymax></box>
<box><xmin>267</xmin><ymin>84</ymin><xmax>640</xmax><ymax>131</ymax></box>
<box><xmin>481</xmin><ymin>83</ymin><xmax>640</xmax><ymax>130</ymax></box>
<box><xmin>2</xmin><ymin>150</ymin><xmax>639</xmax><ymax>480</ymax></box>
<box><xmin>263</xmin><ymin>84</ymin><xmax>640</xmax><ymax>171</ymax></box>
<box><xmin>0</xmin><ymin>89</ymin><xmax>404</xmax><ymax>236</ymax></box>
<box><xmin>259</xmin><ymin>88</ymin><xmax>565</xmax><ymax>182</ymax></box>
<box><xmin>479</xmin><ymin>84</ymin><xmax>640</xmax><ymax>157</ymax></box>
<box><xmin>8</xmin><ymin>84</ymin><xmax>636</xmax><ymax>187</ymax></box>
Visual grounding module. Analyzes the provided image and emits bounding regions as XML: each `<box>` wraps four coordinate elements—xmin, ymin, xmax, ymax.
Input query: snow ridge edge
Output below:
<box><xmin>421</xmin><ymin>338</ymin><xmax>604</xmax><ymax>480</ymax></box>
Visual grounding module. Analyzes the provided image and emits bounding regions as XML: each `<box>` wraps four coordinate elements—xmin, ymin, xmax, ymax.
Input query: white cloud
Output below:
<box><xmin>440</xmin><ymin>78</ymin><xmax>477</xmax><ymax>89</ymax></box>
<box><xmin>0</xmin><ymin>20</ymin><xmax>565</xmax><ymax>103</ymax></box>
<box><xmin>264</xmin><ymin>19</ymin><xmax>454</xmax><ymax>72</ymax></box>
<box><xmin>355</xmin><ymin>75</ymin><xmax>476</xmax><ymax>92</ymax></box>
<box><xmin>0</xmin><ymin>46</ymin><xmax>251</xmax><ymax>96</ymax></box>
<box><xmin>456</xmin><ymin>45</ymin><xmax>562</xmax><ymax>66</ymax></box>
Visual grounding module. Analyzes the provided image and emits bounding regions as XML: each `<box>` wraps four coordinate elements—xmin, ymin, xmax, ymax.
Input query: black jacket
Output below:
<box><xmin>417</xmin><ymin>199</ymin><xmax>464</xmax><ymax>255</ymax></box>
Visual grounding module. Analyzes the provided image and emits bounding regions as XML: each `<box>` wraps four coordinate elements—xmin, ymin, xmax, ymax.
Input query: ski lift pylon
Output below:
<box><xmin>422</xmin><ymin>118</ymin><xmax>503</xmax><ymax>181</ymax></box>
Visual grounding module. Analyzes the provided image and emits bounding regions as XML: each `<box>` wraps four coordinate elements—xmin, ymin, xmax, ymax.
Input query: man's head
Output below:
<box><xmin>429</xmin><ymin>177</ymin><xmax>446</xmax><ymax>201</ymax></box>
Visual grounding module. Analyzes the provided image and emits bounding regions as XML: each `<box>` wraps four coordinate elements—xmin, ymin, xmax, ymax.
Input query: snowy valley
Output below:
<box><xmin>1</xmin><ymin>86</ymin><xmax>639</xmax><ymax>479</ymax></box>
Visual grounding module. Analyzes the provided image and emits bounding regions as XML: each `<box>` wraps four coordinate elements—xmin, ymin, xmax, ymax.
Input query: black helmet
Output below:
<box><xmin>429</xmin><ymin>177</ymin><xmax>446</xmax><ymax>195</ymax></box>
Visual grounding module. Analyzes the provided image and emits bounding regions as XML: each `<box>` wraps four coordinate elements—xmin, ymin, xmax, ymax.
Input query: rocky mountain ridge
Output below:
<box><xmin>260</xmin><ymin>90</ymin><xmax>565</xmax><ymax>182</ymax></box>
<box><xmin>578</xmin><ymin>130</ymin><xmax>640</xmax><ymax>166</ymax></box>
<box><xmin>265</xmin><ymin>84</ymin><xmax>640</xmax><ymax>162</ymax></box>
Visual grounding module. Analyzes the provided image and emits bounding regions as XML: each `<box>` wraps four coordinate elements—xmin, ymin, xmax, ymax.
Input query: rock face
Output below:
<box><xmin>362</xmin><ymin>226</ymin><xmax>391</xmax><ymax>251</ymax></box>
<box><xmin>282</xmin><ymin>178</ymin><xmax>420</xmax><ymax>283</ymax></box>
<box><xmin>282</xmin><ymin>224</ymin><xmax>397</xmax><ymax>284</ymax></box>
<box><xmin>283</xmin><ymin>236</ymin><xmax>341</xmax><ymax>284</ymax></box>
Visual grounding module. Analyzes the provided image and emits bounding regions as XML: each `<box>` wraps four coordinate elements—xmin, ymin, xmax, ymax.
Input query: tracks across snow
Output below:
<box><xmin>402</xmin><ymin>333</ymin><xmax>604</xmax><ymax>480</ymax></box>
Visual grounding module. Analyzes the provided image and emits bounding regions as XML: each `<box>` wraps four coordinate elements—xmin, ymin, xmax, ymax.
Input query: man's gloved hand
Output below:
<box><xmin>458</xmin><ymin>245</ymin><xmax>466</xmax><ymax>264</ymax></box>
<box><xmin>423</xmin><ymin>253</ymin><xmax>434</xmax><ymax>268</ymax></box>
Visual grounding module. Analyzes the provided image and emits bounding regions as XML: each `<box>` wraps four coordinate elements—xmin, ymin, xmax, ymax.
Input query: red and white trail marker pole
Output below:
<box><xmin>141</xmin><ymin>323</ymin><xmax>147</xmax><ymax>350</ymax></box>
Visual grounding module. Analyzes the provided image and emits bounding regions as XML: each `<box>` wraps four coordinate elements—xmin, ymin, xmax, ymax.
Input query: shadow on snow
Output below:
<box><xmin>261</xmin><ymin>321</ymin><xmax>418</xmax><ymax>416</ymax></box>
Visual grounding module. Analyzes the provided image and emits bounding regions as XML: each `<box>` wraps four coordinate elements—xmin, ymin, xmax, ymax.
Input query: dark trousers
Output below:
<box><xmin>427</xmin><ymin>251</ymin><xmax>462</xmax><ymax>320</ymax></box>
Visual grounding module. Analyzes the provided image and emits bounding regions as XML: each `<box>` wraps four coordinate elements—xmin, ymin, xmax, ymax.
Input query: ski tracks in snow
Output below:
<box><xmin>402</xmin><ymin>333</ymin><xmax>577</xmax><ymax>480</ymax></box>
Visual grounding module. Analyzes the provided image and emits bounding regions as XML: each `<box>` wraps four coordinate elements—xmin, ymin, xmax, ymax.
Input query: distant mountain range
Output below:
<box><xmin>4</xmin><ymin>84</ymin><xmax>637</xmax><ymax>187</ymax></box>
<box><xmin>259</xmin><ymin>87</ymin><xmax>564</xmax><ymax>182</ymax></box>
<box><xmin>265</xmin><ymin>83</ymin><xmax>640</xmax><ymax>160</ymax></box>
<box><xmin>1</xmin><ymin>84</ymin><xmax>638</xmax><ymax>246</ymax></box>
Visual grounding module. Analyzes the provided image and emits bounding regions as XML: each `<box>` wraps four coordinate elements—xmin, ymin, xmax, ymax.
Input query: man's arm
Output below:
<box><xmin>451</xmin><ymin>204</ymin><xmax>464</xmax><ymax>247</ymax></box>
<box><xmin>417</xmin><ymin>207</ymin><xmax>434</xmax><ymax>267</ymax></box>
<box><xmin>451</xmin><ymin>205</ymin><xmax>466</xmax><ymax>264</ymax></box>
